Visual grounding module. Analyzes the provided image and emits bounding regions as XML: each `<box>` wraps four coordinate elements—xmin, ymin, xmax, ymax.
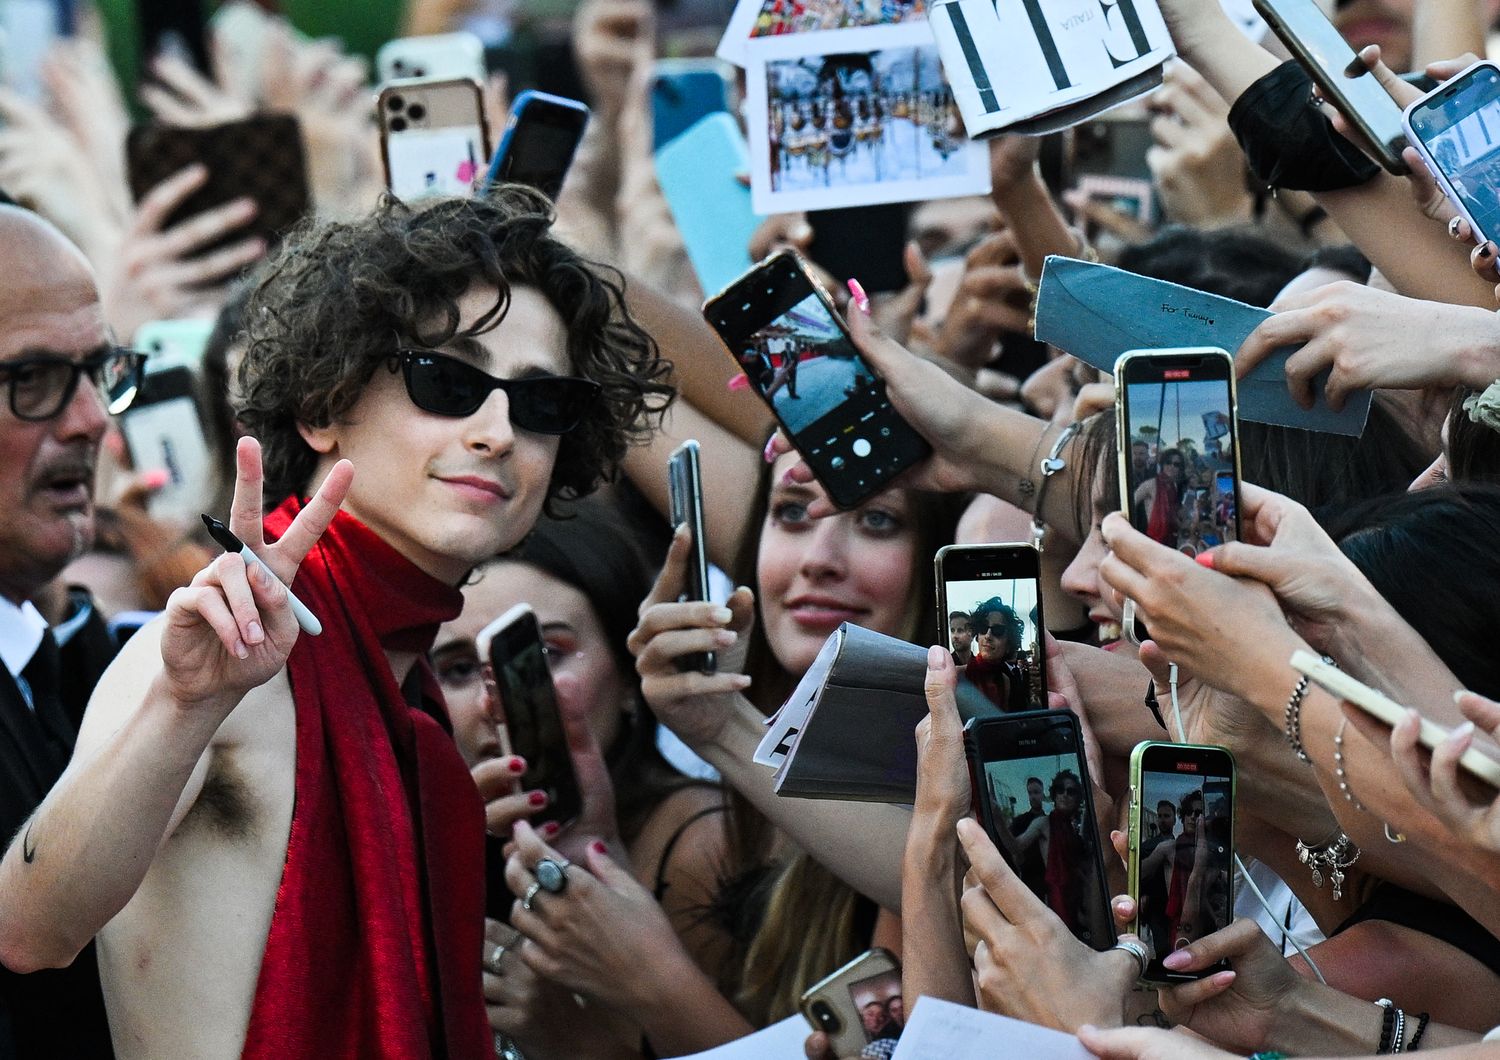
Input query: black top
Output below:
<box><xmin>1336</xmin><ymin>881</ymin><xmax>1500</xmax><ymax>979</ymax></box>
<box><xmin>0</xmin><ymin>593</ymin><xmax>117</xmax><ymax>1060</ymax></box>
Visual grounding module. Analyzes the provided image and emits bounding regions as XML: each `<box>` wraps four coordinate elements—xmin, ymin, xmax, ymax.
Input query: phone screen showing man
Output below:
<box><xmin>1409</xmin><ymin>64</ymin><xmax>1500</xmax><ymax>242</ymax></box>
<box><xmin>847</xmin><ymin>967</ymin><xmax>903</xmax><ymax>1045</ymax></box>
<box><xmin>940</xmin><ymin>547</ymin><xmax>1044</xmax><ymax>713</ymax></box>
<box><xmin>1122</xmin><ymin>365</ymin><xmax>1238</xmax><ymax>556</ymax></box>
<box><xmin>979</xmin><ymin>745</ymin><xmax>1111</xmax><ymax>948</ymax></box>
<box><xmin>1136</xmin><ymin>755</ymin><xmax>1234</xmax><ymax>961</ymax></box>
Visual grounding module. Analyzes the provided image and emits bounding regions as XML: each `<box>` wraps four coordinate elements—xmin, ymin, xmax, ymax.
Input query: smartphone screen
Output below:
<box><xmin>936</xmin><ymin>544</ymin><xmax>1045</xmax><ymax>713</ymax></box>
<box><xmin>1407</xmin><ymin>63</ymin><xmax>1500</xmax><ymax>243</ymax></box>
<box><xmin>705</xmin><ymin>252</ymin><xmax>930</xmax><ymax>509</ymax></box>
<box><xmin>489</xmin><ymin>91</ymin><xmax>589</xmax><ymax>200</ymax></box>
<box><xmin>1070</xmin><ymin>117</ymin><xmax>1153</xmax><ymax>183</ymax></box>
<box><xmin>1254</xmin><ymin>0</ymin><xmax>1408</xmax><ymax>170</ymax></box>
<box><xmin>119</xmin><ymin>366</ymin><xmax>213</xmax><ymax>524</ymax></box>
<box><xmin>802</xmin><ymin>951</ymin><xmax>903</xmax><ymax>1053</ymax></box>
<box><xmin>965</xmin><ymin>713</ymin><xmax>1115</xmax><ymax>950</ymax></box>
<box><xmin>1117</xmin><ymin>350</ymin><xmax>1241</xmax><ymax>556</ymax></box>
<box><xmin>381</xmin><ymin>81</ymin><xmax>488</xmax><ymax>201</ymax></box>
<box><xmin>668</xmin><ymin>439</ymin><xmax>715</xmax><ymax>673</ymax></box>
<box><xmin>1132</xmin><ymin>742</ymin><xmax>1235</xmax><ymax>979</ymax></box>
<box><xmin>483</xmin><ymin>605</ymin><xmax>582</xmax><ymax>827</ymax></box>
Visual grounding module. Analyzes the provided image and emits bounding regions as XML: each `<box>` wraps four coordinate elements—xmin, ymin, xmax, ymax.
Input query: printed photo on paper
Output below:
<box><xmin>718</xmin><ymin>0</ymin><xmax>927</xmax><ymax>66</ymax></box>
<box><xmin>744</xmin><ymin>25</ymin><xmax>990</xmax><ymax>213</ymax></box>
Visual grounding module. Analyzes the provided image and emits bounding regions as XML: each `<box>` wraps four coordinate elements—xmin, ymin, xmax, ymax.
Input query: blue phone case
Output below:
<box><xmin>486</xmin><ymin>89</ymin><xmax>589</xmax><ymax>191</ymax></box>
<box><xmin>654</xmin><ymin>113</ymin><xmax>757</xmax><ymax>297</ymax></box>
<box><xmin>652</xmin><ymin>69</ymin><xmax>730</xmax><ymax>150</ymax></box>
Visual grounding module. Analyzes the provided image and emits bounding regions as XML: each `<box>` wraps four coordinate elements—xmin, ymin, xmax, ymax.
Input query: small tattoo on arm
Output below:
<box><xmin>21</xmin><ymin>823</ymin><xmax>36</xmax><ymax>864</ymax></box>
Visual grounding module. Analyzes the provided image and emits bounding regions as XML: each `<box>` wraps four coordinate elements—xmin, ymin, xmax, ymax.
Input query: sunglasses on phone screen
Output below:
<box><xmin>392</xmin><ymin>349</ymin><xmax>599</xmax><ymax>434</ymax></box>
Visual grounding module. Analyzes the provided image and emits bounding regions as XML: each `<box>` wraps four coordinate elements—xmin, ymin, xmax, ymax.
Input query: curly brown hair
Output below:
<box><xmin>235</xmin><ymin>186</ymin><xmax>674</xmax><ymax>510</ymax></box>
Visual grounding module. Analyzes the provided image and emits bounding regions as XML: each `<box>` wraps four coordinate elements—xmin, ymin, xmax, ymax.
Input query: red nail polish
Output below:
<box><xmin>528</xmin><ymin>791</ymin><xmax>547</xmax><ymax>808</ymax></box>
<box><xmin>507</xmin><ymin>757</ymin><xmax>526</xmax><ymax>774</ymax></box>
<box><xmin>591</xmin><ymin>841</ymin><xmax>608</xmax><ymax>855</ymax></box>
<box><xmin>1195</xmin><ymin>551</ymin><xmax>1215</xmax><ymax>570</ymax></box>
<box><xmin>543</xmin><ymin>822</ymin><xmax>561</xmax><ymax>836</ymax></box>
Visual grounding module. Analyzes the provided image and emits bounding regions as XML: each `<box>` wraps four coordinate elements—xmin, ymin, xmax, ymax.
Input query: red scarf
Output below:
<box><xmin>240</xmin><ymin>501</ymin><xmax>491</xmax><ymax>1059</ymax></box>
<box><xmin>1044</xmin><ymin>809</ymin><xmax>1085</xmax><ymax>931</ymax></box>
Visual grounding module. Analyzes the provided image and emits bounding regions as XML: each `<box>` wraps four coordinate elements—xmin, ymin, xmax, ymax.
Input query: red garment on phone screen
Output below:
<box><xmin>240</xmin><ymin>500</ymin><xmax>489</xmax><ymax>1059</ymax></box>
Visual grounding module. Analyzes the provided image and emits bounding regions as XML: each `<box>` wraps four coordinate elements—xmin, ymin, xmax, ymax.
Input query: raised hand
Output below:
<box><xmin>629</xmin><ymin>526</ymin><xmax>755</xmax><ymax>749</ymax></box>
<box><xmin>159</xmin><ymin>437</ymin><xmax>351</xmax><ymax>711</ymax></box>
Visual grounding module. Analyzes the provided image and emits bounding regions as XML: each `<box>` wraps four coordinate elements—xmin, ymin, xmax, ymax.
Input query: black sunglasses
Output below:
<box><xmin>978</xmin><ymin>623</ymin><xmax>1012</xmax><ymax>636</ymax></box>
<box><xmin>392</xmin><ymin>349</ymin><xmax>599</xmax><ymax>434</ymax></box>
<box><xmin>0</xmin><ymin>347</ymin><xmax>145</xmax><ymax>422</ymax></box>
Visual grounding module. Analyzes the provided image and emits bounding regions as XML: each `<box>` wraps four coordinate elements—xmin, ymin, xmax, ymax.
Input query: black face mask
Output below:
<box><xmin>1227</xmin><ymin>59</ymin><xmax>1381</xmax><ymax>192</ymax></box>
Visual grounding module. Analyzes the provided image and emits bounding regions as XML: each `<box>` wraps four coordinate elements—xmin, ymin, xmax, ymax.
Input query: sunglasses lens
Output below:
<box><xmin>405</xmin><ymin>354</ymin><xmax>486</xmax><ymax>417</ymax></box>
<box><xmin>508</xmin><ymin>377</ymin><xmax>597</xmax><ymax>435</ymax></box>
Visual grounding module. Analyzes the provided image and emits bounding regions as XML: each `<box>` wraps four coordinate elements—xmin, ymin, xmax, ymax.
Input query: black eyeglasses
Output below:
<box><xmin>1055</xmin><ymin>785</ymin><xmax>1082</xmax><ymax>798</ymax></box>
<box><xmin>0</xmin><ymin>347</ymin><xmax>145</xmax><ymax>422</ymax></box>
<box><xmin>978</xmin><ymin>623</ymin><xmax>1011</xmax><ymax>636</ymax></box>
<box><xmin>392</xmin><ymin>349</ymin><xmax>599</xmax><ymax>434</ymax></box>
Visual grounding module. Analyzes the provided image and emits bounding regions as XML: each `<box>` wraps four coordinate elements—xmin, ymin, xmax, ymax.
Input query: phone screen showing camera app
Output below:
<box><xmin>1136</xmin><ymin>759</ymin><xmax>1233</xmax><ymax>960</ymax></box>
<box><xmin>944</xmin><ymin>571</ymin><xmax>1043</xmax><ymax>713</ymax></box>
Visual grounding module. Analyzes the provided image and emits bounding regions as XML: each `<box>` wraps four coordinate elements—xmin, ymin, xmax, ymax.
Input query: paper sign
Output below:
<box><xmin>665</xmin><ymin>1016</ymin><xmax>811</xmax><ymax>1058</ymax></box>
<box><xmin>891</xmin><ymin>998</ymin><xmax>1095</xmax><ymax>1060</ymax></box>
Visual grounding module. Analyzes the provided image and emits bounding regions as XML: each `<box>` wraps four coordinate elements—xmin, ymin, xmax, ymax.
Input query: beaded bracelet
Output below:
<box><xmin>1408</xmin><ymin>1012</ymin><xmax>1431</xmax><ymax>1051</ymax></box>
<box><xmin>1284</xmin><ymin>674</ymin><xmax>1312</xmax><ymax>764</ymax></box>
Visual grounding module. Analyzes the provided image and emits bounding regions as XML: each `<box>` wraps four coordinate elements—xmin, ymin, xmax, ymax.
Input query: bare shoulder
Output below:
<box><xmin>630</xmin><ymin>785</ymin><xmax>729</xmax><ymax>896</ymax></box>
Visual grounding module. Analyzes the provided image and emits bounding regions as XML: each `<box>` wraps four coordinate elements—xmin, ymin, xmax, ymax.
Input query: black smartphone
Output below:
<box><xmin>1128</xmin><ymin>741</ymin><xmax>1236</xmax><ymax>981</ymax></box>
<box><xmin>668</xmin><ymin>439</ymin><xmax>716</xmax><ymax>674</ymax></box>
<box><xmin>935</xmin><ymin>544</ymin><xmax>1046</xmax><ymax>713</ymax></box>
<box><xmin>1252</xmin><ymin>0</ymin><xmax>1410</xmax><ymax>174</ymax></box>
<box><xmin>703</xmin><ymin>250</ymin><xmax>931</xmax><ymax>510</ymax></box>
<box><xmin>806</xmin><ymin>203</ymin><xmax>913</xmax><ymax>296</ymax></box>
<box><xmin>1404</xmin><ymin>61</ymin><xmax>1500</xmax><ymax>246</ymax></box>
<box><xmin>486</xmin><ymin>90</ymin><xmax>590</xmax><ymax>201</ymax></box>
<box><xmin>964</xmin><ymin>711</ymin><xmax>1115</xmax><ymax>950</ymax></box>
<box><xmin>478</xmin><ymin>603</ymin><xmax>582</xmax><ymax>829</ymax></box>
<box><xmin>1070</xmin><ymin>117</ymin><xmax>1154</xmax><ymax>183</ymax></box>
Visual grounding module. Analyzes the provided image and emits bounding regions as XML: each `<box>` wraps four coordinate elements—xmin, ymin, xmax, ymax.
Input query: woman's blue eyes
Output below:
<box><xmin>771</xmin><ymin>501</ymin><xmax>902</xmax><ymax>533</ymax></box>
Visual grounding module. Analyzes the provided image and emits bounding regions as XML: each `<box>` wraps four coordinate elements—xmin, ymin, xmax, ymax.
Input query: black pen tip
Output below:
<box><xmin>201</xmin><ymin>513</ymin><xmax>215</xmax><ymax>531</ymax></box>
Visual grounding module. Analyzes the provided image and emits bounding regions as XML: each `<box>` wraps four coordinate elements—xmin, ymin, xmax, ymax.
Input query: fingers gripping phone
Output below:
<box><xmin>799</xmin><ymin>948</ymin><xmax>903</xmax><ymax>1056</ymax></box>
<box><xmin>1114</xmin><ymin>347</ymin><xmax>1244</xmax><ymax>642</ymax></box>
<box><xmin>1290</xmin><ymin>651</ymin><xmax>1500</xmax><ymax>788</ymax></box>
<box><xmin>936</xmin><ymin>544</ymin><xmax>1046</xmax><ymax>713</ymax></box>
<box><xmin>378</xmin><ymin>77</ymin><xmax>491</xmax><ymax>202</ymax></box>
<box><xmin>1252</xmin><ymin>0</ymin><xmax>1411</xmax><ymax>174</ymax></box>
<box><xmin>1404</xmin><ymin>60</ymin><xmax>1500</xmax><ymax>247</ymax></box>
<box><xmin>1127</xmin><ymin>741</ymin><xmax>1237</xmax><ymax>982</ymax></box>
<box><xmin>477</xmin><ymin>604</ymin><xmax>582</xmax><ymax>829</ymax></box>
<box><xmin>486</xmin><ymin>90</ymin><xmax>590</xmax><ymax>201</ymax></box>
<box><xmin>964</xmin><ymin>711</ymin><xmax>1116</xmax><ymax>951</ymax></box>
<box><xmin>669</xmin><ymin>440</ymin><xmax>716</xmax><ymax>674</ymax></box>
<box><xmin>704</xmin><ymin>251</ymin><xmax>931</xmax><ymax>510</ymax></box>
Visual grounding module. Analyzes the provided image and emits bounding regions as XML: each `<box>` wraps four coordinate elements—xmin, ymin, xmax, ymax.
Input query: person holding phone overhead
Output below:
<box><xmin>0</xmin><ymin>188</ymin><xmax>672</xmax><ymax>1059</ymax></box>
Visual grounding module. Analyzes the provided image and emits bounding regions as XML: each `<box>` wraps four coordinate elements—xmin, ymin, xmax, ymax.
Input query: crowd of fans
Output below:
<box><xmin>3</xmin><ymin>0</ymin><xmax>1500</xmax><ymax>1058</ymax></box>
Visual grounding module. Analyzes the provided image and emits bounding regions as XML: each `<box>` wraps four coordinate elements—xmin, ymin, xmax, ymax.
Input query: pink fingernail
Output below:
<box><xmin>763</xmin><ymin>436</ymin><xmax>778</xmax><ymax>464</ymax></box>
<box><xmin>141</xmin><ymin>468</ymin><xmax>170</xmax><ymax>490</ymax></box>
<box><xmin>527</xmin><ymin>791</ymin><xmax>548</xmax><ymax>808</ymax></box>
<box><xmin>1162</xmin><ymin>948</ymin><xmax>1191</xmax><ymax>969</ymax></box>
<box><xmin>507</xmin><ymin>756</ymin><xmax>526</xmax><ymax>774</ymax></box>
<box><xmin>1195</xmin><ymin>551</ymin><xmax>1215</xmax><ymax>569</ymax></box>
<box><xmin>846</xmin><ymin>278</ymin><xmax>870</xmax><ymax>314</ymax></box>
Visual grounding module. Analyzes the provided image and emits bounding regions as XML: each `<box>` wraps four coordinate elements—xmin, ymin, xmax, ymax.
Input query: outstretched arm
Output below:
<box><xmin>0</xmin><ymin>440</ymin><xmax>351</xmax><ymax>971</ymax></box>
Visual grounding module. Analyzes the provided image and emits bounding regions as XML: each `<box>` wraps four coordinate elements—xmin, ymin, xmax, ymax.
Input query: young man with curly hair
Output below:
<box><xmin>0</xmin><ymin>188</ymin><xmax>672</xmax><ymax>1059</ymax></box>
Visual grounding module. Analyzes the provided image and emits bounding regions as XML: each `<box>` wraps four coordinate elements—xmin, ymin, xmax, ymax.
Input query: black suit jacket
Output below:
<box><xmin>0</xmin><ymin>602</ymin><xmax>117</xmax><ymax>1060</ymax></box>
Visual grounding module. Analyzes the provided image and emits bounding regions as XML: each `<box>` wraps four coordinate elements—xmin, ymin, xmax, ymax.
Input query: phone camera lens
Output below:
<box><xmin>413</xmin><ymin>66</ymin><xmax>426</xmax><ymax>77</ymax></box>
<box><xmin>810</xmin><ymin>1002</ymin><xmax>841</xmax><ymax>1034</ymax></box>
<box><xmin>407</xmin><ymin>103</ymin><xmax>427</xmax><ymax>121</ymax></box>
<box><xmin>390</xmin><ymin>116</ymin><xmax>408</xmax><ymax>133</ymax></box>
<box><xmin>393</xmin><ymin>59</ymin><xmax>407</xmax><ymax>72</ymax></box>
<box><xmin>386</xmin><ymin>94</ymin><xmax>405</xmax><ymax>112</ymax></box>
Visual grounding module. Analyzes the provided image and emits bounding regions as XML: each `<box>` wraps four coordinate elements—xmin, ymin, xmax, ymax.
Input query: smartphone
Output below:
<box><xmin>935</xmin><ymin>543</ymin><xmax>1046</xmax><ymax>713</ymax></box>
<box><xmin>134</xmin><ymin>318</ymin><xmax>213</xmax><ymax>371</ymax></box>
<box><xmin>378</xmin><ymin>77</ymin><xmax>491</xmax><ymax>202</ymax></box>
<box><xmin>0</xmin><ymin>0</ymin><xmax>63</xmax><ymax>100</ymax></box>
<box><xmin>376</xmin><ymin>31</ymin><xmax>487</xmax><ymax>85</ymax></box>
<box><xmin>806</xmin><ymin>203</ymin><xmax>913</xmax><ymax>296</ymax></box>
<box><xmin>1290</xmin><ymin>650</ymin><xmax>1500</xmax><ymax>788</ymax></box>
<box><xmin>654</xmin><ymin>112</ymin><xmax>757</xmax><ymax>296</ymax></box>
<box><xmin>668</xmin><ymin>440</ymin><xmax>716</xmax><ymax>674</ymax></box>
<box><xmin>799</xmin><ymin>948</ymin><xmax>903</xmax><ymax>1056</ymax></box>
<box><xmin>125</xmin><ymin>114</ymin><xmax>310</xmax><ymax>253</ymax></box>
<box><xmin>1253</xmin><ymin>0</ymin><xmax>1410</xmax><ymax>174</ymax></box>
<box><xmin>486</xmin><ymin>90</ymin><xmax>589</xmax><ymax>201</ymax></box>
<box><xmin>1070</xmin><ymin>116</ymin><xmax>1154</xmax><ymax>183</ymax></box>
<box><xmin>1127</xmin><ymin>741</ymin><xmax>1236</xmax><ymax>981</ymax></box>
<box><xmin>652</xmin><ymin>58</ymin><xmax>732</xmax><ymax>150</ymax></box>
<box><xmin>703</xmin><ymin>251</ymin><xmax>931</xmax><ymax>510</ymax></box>
<box><xmin>477</xmin><ymin>603</ymin><xmax>583</xmax><ymax>829</ymax></box>
<box><xmin>1404</xmin><ymin>60</ymin><xmax>1500</xmax><ymax>246</ymax></box>
<box><xmin>138</xmin><ymin>0</ymin><xmax>210</xmax><ymax>75</ymax></box>
<box><xmin>964</xmin><ymin>711</ymin><xmax>1116</xmax><ymax>950</ymax></box>
<box><xmin>118</xmin><ymin>364</ymin><xmax>213</xmax><ymax>524</ymax></box>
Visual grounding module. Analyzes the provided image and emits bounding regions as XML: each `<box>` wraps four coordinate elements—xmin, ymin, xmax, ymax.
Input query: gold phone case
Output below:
<box><xmin>376</xmin><ymin>77</ymin><xmax>491</xmax><ymax>193</ymax></box>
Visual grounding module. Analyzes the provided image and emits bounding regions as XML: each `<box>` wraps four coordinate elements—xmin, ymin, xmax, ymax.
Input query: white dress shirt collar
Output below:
<box><xmin>0</xmin><ymin>596</ymin><xmax>48</xmax><ymax>680</ymax></box>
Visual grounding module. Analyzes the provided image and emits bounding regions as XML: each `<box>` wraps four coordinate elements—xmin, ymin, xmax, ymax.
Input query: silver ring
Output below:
<box><xmin>535</xmin><ymin>857</ymin><xmax>571</xmax><ymax>894</ymax></box>
<box><xmin>521</xmin><ymin>881</ymin><xmax>543</xmax><ymax>912</ymax></box>
<box><xmin>484</xmin><ymin>943</ymin><xmax>507</xmax><ymax>976</ymax></box>
<box><xmin>1114</xmin><ymin>938</ymin><xmax>1151</xmax><ymax>979</ymax></box>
